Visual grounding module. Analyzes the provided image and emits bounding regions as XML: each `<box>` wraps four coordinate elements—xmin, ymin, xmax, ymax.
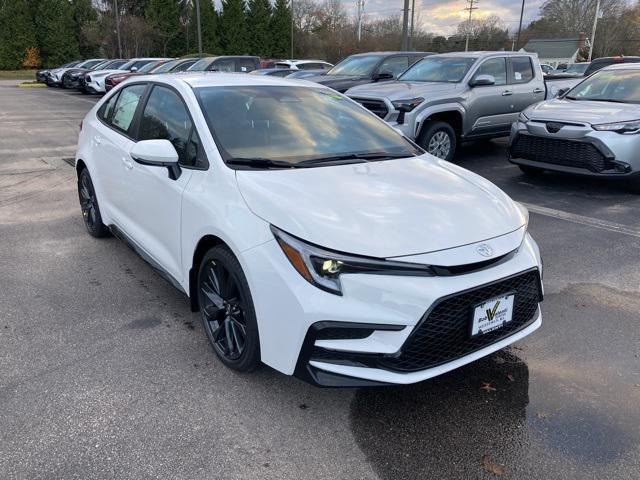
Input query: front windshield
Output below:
<box><xmin>81</xmin><ymin>59</ymin><xmax>104</xmax><ymax>69</ymax></box>
<box><xmin>138</xmin><ymin>61</ymin><xmax>163</xmax><ymax>73</ymax></box>
<box><xmin>565</xmin><ymin>63</ymin><xmax>589</xmax><ymax>74</ymax></box>
<box><xmin>400</xmin><ymin>56</ymin><xmax>476</xmax><ymax>83</ymax></box>
<box><xmin>195</xmin><ymin>86</ymin><xmax>420</xmax><ymax>167</ymax></box>
<box><xmin>91</xmin><ymin>61</ymin><xmax>109</xmax><ymax>70</ymax></box>
<box><xmin>327</xmin><ymin>55</ymin><xmax>382</xmax><ymax>77</ymax></box>
<box><xmin>188</xmin><ymin>58</ymin><xmax>213</xmax><ymax>71</ymax></box>
<box><xmin>151</xmin><ymin>59</ymin><xmax>181</xmax><ymax>73</ymax></box>
<box><xmin>565</xmin><ymin>69</ymin><xmax>640</xmax><ymax>103</ymax></box>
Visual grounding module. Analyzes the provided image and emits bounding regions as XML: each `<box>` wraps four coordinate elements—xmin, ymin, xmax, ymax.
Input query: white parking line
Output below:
<box><xmin>523</xmin><ymin>202</ymin><xmax>640</xmax><ymax>238</ymax></box>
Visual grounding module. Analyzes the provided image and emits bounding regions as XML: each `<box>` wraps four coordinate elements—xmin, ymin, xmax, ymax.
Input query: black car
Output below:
<box><xmin>36</xmin><ymin>60</ymin><xmax>81</xmax><ymax>83</ymax></box>
<box><xmin>62</xmin><ymin>59</ymin><xmax>126</xmax><ymax>89</ymax></box>
<box><xmin>584</xmin><ymin>56</ymin><xmax>640</xmax><ymax>76</ymax></box>
<box><xmin>302</xmin><ymin>51</ymin><xmax>432</xmax><ymax>93</ymax></box>
<box><xmin>187</xmin><ymin>56</ymin><xmax>261</xmax><ymax>73</ymax></box>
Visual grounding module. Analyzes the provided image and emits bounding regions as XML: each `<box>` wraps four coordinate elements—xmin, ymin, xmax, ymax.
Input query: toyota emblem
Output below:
<box><xmin>476</xmin><ymin>244</ymin><xmax>494</xmax><ymax>258</ymax></box>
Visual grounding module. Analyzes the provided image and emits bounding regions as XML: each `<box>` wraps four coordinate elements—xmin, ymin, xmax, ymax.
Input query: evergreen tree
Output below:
<box><xmin>71</xmin><ymin>0</ymin><xmax>99</xmax><ymax>58</ymax></box>
<box><xmin>145</xmin><ymin>0</ymin><xmax>181</xmax><ymax>56</ymax></box>
<box><xmin>219</xmin><ymin>0</ymin><xmax>248</xmax><ymax>55</ymax></box>
<box><xmin>0</xmin><ymin>0</ymin><xmax>37</xmax><ymax>69</ymax></box>
<box><xmin>246</xmin><ymin>0</ymin><xmax>272</xmax><ymax>57</ymax></box>
<box><xmin>200</xmin><ymin>0</ymin><xmax>220</xmax><ymax>54</ymax></box>
<box><xmin>34</xmin><ymin>0</ymin><xmax>80</xmax><ymax>67</ymax></box>
<box><xmin>269</xmin><ymin>0</ymin><xmax>290</xmax><ymax>58</ymax></box>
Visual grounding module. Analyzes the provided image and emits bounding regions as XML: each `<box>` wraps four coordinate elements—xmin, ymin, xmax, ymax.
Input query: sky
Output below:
<box><xmin>345</xmin><ymin>0</ymin><xmax>545</xmax><ymax>36</ymax></box>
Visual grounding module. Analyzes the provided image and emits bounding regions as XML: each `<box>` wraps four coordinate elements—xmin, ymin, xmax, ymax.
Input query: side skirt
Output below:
<box><xmin>109</xmin><ymin>224</ymin><xmax>187</xmax><ymax>296</ymax></box>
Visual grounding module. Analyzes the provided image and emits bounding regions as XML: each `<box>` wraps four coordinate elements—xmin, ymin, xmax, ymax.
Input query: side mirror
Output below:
<box><xmin>556</xmin><ymin>88</ymin><xmax>569</xmax><ymax>98</ymax></box>
<box><xmin>130</xmin><ymin>139</ymin><xmax>181</xmax><ymax>180</ymax></box>
<box><xmin>130</xmin><ymin>66</ymin><xmax>138</xmax><ymax>72</ymax></box>
<box><xmin>374</xmin><ymin>71</ymin><xmax>395</xmax><ymax>81</ymax></box>
<box><xmin>470</xmin><ymin>74</ymin><xmax>495</xmax><ymax>87</ymax></box>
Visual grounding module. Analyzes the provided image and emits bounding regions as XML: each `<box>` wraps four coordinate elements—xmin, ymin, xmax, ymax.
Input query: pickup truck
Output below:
<box><xmin>346</xmin><ymin>51</ymin><xmax>549</xmax><ymax>161</ymax></box>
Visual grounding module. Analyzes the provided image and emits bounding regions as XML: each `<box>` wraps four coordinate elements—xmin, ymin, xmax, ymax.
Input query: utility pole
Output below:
<box><xmin>515</xmin><ymin>0</ymin><xmax>525</xmax><ymax>51</ymax></box>
<box><xmin>409</xmin><ymin>0</ymin><xmax>416</xmax><ymax>50</ymax></box>
<box><xmin>464</xmin><ymin>0</ymin><xmax>477</xmax><ymax>52</ymax></box>
<box><xmin>114</xmin><ymin>0</ymin><xmax>122</xmax><ymax>58</ymax></box>
<box><xmin>401</xmin><ymin>0</ymin><xmax>410</xmax><ymax>50</ymax></box>
<box><xmin>356</xmin><ymin>0</ymin><xmax>365</xmax><ymax>43</ymax></box>
<box><xmin>195</xmin><ymin>0</ymin><xmax>202</xmax><ymax>56</ymax></box>
<box><xmin>588</xmin><ymin>0</ymin><xmax>601</xmax><ymax>62</ymax></box>
<box><xmin>290</xmin><ymin>0</ymin><xmax>294</xmax><ymax>58</ymax></box>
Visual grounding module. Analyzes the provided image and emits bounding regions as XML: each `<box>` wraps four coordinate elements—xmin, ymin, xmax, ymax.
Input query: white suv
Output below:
<box><xmin>76</xmin><ymin>73</ymin><xmax>543</xmax><ymax>386</ymax></box>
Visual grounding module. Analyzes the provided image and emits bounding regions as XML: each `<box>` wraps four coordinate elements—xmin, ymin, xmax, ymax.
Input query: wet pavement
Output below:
<box><xmin>1</xmin><ymin>81</ymin><xmax>639</xmax><ymax>479</ymax></box>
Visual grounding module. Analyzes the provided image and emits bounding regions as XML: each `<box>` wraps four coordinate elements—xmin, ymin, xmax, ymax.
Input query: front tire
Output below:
<box><xmin>78</xmin><ymin>168</ymin><xmax>109</xmax><ymax>238</ymax></box>
<box><xmin>197</xmin><ymin>246</ymin><xmax>260</xmax><ymax>372</ymax></box>
<box><xmin>418</xmin><ymin>121</ymin><xmax>457</xmax><ymax>162</ymax></box>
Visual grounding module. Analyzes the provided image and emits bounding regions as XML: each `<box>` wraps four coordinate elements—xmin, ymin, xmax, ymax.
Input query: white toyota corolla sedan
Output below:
<box><xmin>75</xmin><ymin>73</ymin><xmax>543</xmax><ymax>387</ymax></box>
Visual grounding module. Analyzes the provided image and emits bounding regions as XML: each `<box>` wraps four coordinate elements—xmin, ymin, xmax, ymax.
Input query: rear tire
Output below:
<box><xmin>418</xmin><ymin>121</ymin><xmax>457</xmax><ymax>162</ymax></box>
<box><xmin>197</xmin><ymin>246</ymin><xmax>261</xmax><ymax>372</ymax></box>
<box><xmin>518</xmin><ymin>165</ymin><xmax>545</xmax><ymax>177</ymax></box>
<box><xmin>78</xmin><ymin>168</ymin><xmax>109</xmax><ymax>238</ymax></box>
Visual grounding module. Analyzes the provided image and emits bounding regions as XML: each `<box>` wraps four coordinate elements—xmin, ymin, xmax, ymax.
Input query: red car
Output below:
<box><xmin>104</xmin><ymin>58</ymin><xmax>200</xmax><ymax>91</ymax></box>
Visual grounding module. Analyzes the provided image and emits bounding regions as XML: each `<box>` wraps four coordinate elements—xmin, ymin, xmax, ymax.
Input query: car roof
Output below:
<box><xmin>148</xmin><ymin>72</ymin><xmax>321</xmax><ymax>89</ymax></box>
<box><xmin>600</xmin><ymin>62</ymin><xmax>640</xmax><ymax>71</ymax></box>
<box><xmin>349</xmin><ymin>51</ymin><xmax>432</xmax><ymax>57</ymax></box>
<box><xmin>592</xmin><ymin>56</ymin><xmax>640</xmax><ymax>64</ymax></box>
<box><xmin>431</xmin><ymin>51</ymin><xmax>532</xmax><ymax>58</ymax></box>
<box><xmin>278</xmin><ymin>59</ymin><xmax>331</xmax><ymax>64</ymax></box>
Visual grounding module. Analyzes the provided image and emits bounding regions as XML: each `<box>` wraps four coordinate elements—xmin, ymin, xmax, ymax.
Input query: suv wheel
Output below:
<box><xmin>419</xmin><ymin>121</ymin><xmax>457</xmax><ymax>162</ymax></box>
<box><xmin>197</xmin><ymin>246</ymin><xmax>261</xmax><ymax>372</ymax></box>
<box><xmin>78</xmin><ymin>168</ymin><xmax>109</xmax><ymax>238</ymax></box>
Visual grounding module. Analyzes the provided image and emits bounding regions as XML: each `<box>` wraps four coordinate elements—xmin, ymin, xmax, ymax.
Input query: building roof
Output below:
<box><xmin>522</xmin><ymin>38</ymin><xmax>582</xmax><ymax>59</ymax></box>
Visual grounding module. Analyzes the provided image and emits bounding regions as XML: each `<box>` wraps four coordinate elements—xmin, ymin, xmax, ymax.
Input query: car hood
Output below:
<box><xmin>347</xmin><ymin>81</ymin><xmax>460</xmax><ymax>100</ymax></box>
<box><xmin>525</xmin><ymin>98</ymin><xmax>640</xmax><ymax>124</ymax></box>
<box><xmin>236</xmin><ymin>156</ymin><xmax>525</xmax><ymax>258</ymax></box>
<box><xmin>307</xmin><ymin>74</ymin><xmax>366</xmax><ymax>84</ymax></box>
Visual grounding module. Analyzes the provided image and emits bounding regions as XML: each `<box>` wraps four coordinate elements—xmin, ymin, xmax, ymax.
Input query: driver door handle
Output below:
<box><xmin>122</xmin><ymin>157</ymin><xmax>133</xmax><ymax>170</ymax></box>
<box><xmin>533</xmin><ymin>88</ymin><xmax>544</xmax><ymax>94</ymax></box>
<box><xmin>502</xmin><ymin>90</ymin><xmax>513</xmax><ymax>96</ymax></box>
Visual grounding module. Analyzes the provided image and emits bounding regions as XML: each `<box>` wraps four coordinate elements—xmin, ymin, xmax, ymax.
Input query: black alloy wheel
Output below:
<box><xmin>198</xmin><ymin>246</ymin><xmax>260</xmax><ymax>371</ymax></box>
<box><xmin>78</xmin><ymin>168</ymin><xmax>109</xmax><ymax>238</ymax></box>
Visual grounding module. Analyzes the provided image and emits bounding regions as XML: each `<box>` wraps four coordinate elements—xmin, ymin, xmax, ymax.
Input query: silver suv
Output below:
<box><xmin>346</xmin><ymin>51</ymin><xmax>547</xmax><ymax>161</ymax></box>
<box><xmin>509</xmin><ymin>63</ymin><xmax>640</xmax><ymax>189</ymax></box>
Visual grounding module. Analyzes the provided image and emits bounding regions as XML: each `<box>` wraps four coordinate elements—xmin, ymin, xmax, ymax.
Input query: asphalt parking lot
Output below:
<box><xmin>1</xmin><ymin>80</ymin><xmax>639</xmax><ymax>480</ymax></box>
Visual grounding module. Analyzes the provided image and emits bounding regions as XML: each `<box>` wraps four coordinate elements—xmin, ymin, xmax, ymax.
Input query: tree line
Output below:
<box><xmin>1</xmin><ymin>0</ymin><xmax>639</xmax><ymax>70</ymax></box>
<box><xmin>0</xmin><ymin>0</ymin><xmax>292</xmax><ymax>69</ymax></box>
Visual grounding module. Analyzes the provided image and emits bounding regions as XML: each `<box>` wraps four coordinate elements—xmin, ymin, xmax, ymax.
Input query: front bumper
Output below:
<box><xmin>508</xmin><ymin>121</ymin><xmax>640</xmax><ymax>177</ymax></box>
<box><xmin>85</xmin><ymin>76</ymin><xmax>106</xmax><ymax>94</ymax></box>
<box><xmin>241</xmin><ymin>232</ymin><xmax>543</xmax><ymax>387</ymax></box>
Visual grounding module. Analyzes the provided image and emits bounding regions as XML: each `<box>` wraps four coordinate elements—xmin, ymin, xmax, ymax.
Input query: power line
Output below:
<box><xmin>464</xmin><ymin>0</ymin><xmax>478</xmax><ymax>52</ymax></box>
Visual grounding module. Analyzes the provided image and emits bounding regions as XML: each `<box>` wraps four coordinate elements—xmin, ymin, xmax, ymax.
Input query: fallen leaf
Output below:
<box><xmin>481</xmin><ymin>382</ymin><xmax>497</xmax><ymax>392</ymax></box>
<box><xmin>481</xmin><ymin>454</ymin><xmax>505</xmax><ymax>476</ymax></box>
<box><xmin>506</xmin><ymin>373</ymin><xmax>515</xmax><ymax>382</ymax></box>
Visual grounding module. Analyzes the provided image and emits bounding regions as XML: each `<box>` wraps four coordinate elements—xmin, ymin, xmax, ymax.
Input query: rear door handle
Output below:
<box><xmin>533</xmin><ymin>88</ymin><xmax>544</xmax><ymax>94</ymax></box>
<box><xmin>502</xmin><ymin>90</ymin><xmax>513</xmax><ymax>96</ymax></box>
<box><xmin>122</xmin><ymin>157</ymin><xmax>133</xmax><ymax>169</ymax></box>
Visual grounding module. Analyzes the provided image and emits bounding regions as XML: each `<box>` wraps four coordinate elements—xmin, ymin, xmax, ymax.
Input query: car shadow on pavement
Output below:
<box><xmin>349</xmin><ymin>349</ymin><xmax>531</xmax><ymax>479</ymax></box>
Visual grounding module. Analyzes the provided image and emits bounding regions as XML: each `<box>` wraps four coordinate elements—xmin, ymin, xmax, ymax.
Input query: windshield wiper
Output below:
<box><xmin>297</xmin><ymin>152</ymin><xmax>413</xmax><ymax>166</ymax></box>
<box><xmin>226</xmin><ymin>158</ymin><xmax>297</xmax><ymax>169</ymax></box>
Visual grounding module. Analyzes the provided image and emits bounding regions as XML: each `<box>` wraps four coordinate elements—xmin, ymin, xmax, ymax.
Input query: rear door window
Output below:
<box><xmin>110</xmin><ymin>84</ymin><xmax>146</xmax><ymax>134</ymax></box>
<box><xmin>379</xmin><ymin>56</ymin><xmax>410</xmax><ymax>77</ymax></box>
<box><xmin>510</xmin><ymin>57</ymin><xmax>534</xmax><ymax>83</ymax></box>
<box><xmin>98</xmin><ymin>92</ymin><xmax>120</xmax><ymax>123</ymax></box>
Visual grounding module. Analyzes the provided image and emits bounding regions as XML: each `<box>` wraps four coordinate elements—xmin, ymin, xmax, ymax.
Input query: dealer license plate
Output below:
<box><xmin>471</xmin><ymin>294</ymin><xmax>515</xmax><ymax>337</ymax></box>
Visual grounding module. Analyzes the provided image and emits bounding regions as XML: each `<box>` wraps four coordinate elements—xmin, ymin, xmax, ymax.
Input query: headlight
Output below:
<box><xmin>592</xmin><ymin>119</ymin><xmax>640</xmax><ymax>134</ymax></box>
<box><xmin>392</xmin><ymin>97</ymin><xmax>424</xmax><ymax>112</ymax></box>
<box><xmin>518</xmin><ymin>111</ymin><xmax>529</xmax><ymax>122</ymax></box>
<box><xmin>271</xmin><ymin>226</ymin><xmax>433</xmax><ymax>295</ymax></box>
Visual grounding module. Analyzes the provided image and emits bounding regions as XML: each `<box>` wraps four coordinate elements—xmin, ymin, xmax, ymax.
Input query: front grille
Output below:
<box><xmin>350</xmin><ymin>97</ymin><xmax>389</xmax><ymax>119</ymax></box>
<box><xmin>511</xmin><ymin>134</ymin><xmax>614</xmax><ymax>173</ymax></box>
<box><xmin>309</xmin><ymin>269</ymin><xmax>541</xmax><ymax>372</ymax></box>
<box><xmin>380</xmin><ymin>270</ymin><xmax>541</xmax><ymax>371</ymax></box>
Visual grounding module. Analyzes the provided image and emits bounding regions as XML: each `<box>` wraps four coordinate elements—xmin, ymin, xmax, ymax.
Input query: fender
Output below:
<box><xmin>413</xmin><ymin>103</ymin><xmax>466</xmax><ymax>140</ymax></box>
